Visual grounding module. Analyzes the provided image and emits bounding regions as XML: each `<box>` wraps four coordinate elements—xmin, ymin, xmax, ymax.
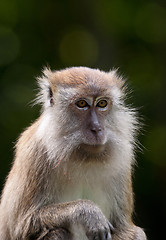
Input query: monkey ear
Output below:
<box><xmin>35</xmin><ymin>67</ymin><xmax>56</xmax><ymax>108</ymax></box>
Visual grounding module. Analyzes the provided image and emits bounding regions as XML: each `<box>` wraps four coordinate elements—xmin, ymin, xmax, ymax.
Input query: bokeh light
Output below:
<box><xmin>135</xmin><ymin>3</ymin><xmax>166</xmax><ymax>43</ymax></box>
<box><xmin>0</xmin><ymin>27</ymin><xmax>20</xmax><ymax>66</ymax></box>
<box><xmin>59</xmin><ymin>28</ymin><xmax>98</xmax><ymax>66</ymax></box>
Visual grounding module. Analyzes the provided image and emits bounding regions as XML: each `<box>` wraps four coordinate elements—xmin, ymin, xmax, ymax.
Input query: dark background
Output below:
<box><xmin>0</xmin><ymin>0</ymin><xmax>166</xmax><ymax>239</ymax></box>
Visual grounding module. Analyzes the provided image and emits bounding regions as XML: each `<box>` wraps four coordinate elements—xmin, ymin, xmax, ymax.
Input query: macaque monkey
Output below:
<box><xmin>0</xmin><ymin>67</ymin><xmax>147</xmax><ymax>240</ymax></box>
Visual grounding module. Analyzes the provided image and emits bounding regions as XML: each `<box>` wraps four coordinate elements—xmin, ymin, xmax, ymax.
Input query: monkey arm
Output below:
<box><xmin>106</xmin><ymin>173</ymin><xmax>147</xmax><ymax>240</ymax></box>
<box><xmin>19</xmin><ymin>200</ymin><xmax>113</xmax><ymax>240</ymax></box>
<box><xmin>112</xmin><ymin>225</ymin><xmax>147</xmax><ymax>240</ymax></box>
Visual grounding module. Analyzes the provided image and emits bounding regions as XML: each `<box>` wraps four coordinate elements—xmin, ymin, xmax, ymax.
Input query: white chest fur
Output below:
<box><xmin>54</xmin><ymin>161</ymin><xmax>112</xmax><ymax>220</ymax></box>
<box><xmin>62</xmin><ymin>182</ymin><xmax>111</xmax><ymax>219</ymax></box>
<box><xmin>54</xmin><ymin>162</ymin><xmax>113</xmax><ymax>240</ymax></box>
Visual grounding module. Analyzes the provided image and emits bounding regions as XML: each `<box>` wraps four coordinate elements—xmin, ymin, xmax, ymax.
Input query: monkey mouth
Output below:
<box><xmin>80</xmin><ymin>143</ymin><xmax>105</xmax><ymax>154</ymax></box>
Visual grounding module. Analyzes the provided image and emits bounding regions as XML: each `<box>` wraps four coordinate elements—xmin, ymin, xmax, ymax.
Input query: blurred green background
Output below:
<box><xmin>0</xmin><ymin>0</ymin><xmax>166</xmax><ymax>239</ymax></box>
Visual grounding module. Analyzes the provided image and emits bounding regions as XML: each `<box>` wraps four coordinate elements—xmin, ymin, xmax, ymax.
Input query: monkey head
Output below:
<box><xmin>36</xmin><ymin>67</ymin><xmax>137</xmax><ymax>162</ymax></box>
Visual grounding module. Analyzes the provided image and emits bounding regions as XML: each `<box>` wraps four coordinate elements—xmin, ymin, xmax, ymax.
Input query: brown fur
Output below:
<box><xmin>0</xmin><ymin>67</ymin><xmax>146</xmax><ymax>240</ymax></box>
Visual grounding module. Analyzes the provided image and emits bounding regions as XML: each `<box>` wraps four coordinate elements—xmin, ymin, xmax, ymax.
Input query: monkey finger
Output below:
<box><xmin>98</xmin><ymin>228</ymin><xmax>112</xmax><ymax>240</ymax></box>
<box><xmin>106</xmin><ymin>231</ymin><xmax>112</xmax><ymax>240</ymax></box>
<box><xmin>108</xmin><ymin>222</ymin><xmax>114</xmax><ymax>234</ymax></box>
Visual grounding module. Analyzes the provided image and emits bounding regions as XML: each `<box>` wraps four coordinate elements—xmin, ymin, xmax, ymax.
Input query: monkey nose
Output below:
<box><xmin>90</xmin><ymin>126</ymin><xmax>104</xmax><ymax>145</ymax></box>
<box><xmin>91</xmin><ymin>126</ymin><xmax>102</xmax><ymax>134</ymax></box>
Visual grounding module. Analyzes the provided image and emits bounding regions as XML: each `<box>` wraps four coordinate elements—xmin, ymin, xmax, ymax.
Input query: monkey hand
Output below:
<box><xmin>78</xmin><ymin>200</ymin><xmax>114</xmax><ymax>240</ymax></box>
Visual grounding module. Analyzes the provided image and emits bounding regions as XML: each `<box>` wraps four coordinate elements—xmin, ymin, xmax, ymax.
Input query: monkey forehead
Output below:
<box><xmin>45</xmin><ymin>67</ymin><xmax>124</xmax><ymax>89</ymax></box>
<box><xmin>58</xmin><ymin>86</ymin><xmax>112</xmax><ymax>102</ymax></box>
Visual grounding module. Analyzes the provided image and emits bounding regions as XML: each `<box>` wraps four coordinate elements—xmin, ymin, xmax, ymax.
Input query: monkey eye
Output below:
<box><xmin>76</xmin><ymin>100</ymin><xmax>89</xmax><ymax>109</ymax></box>
<box><xmin>96</xmin><ymin>99</ymin><xmax>108</xmax><ymax>108</ymax></box>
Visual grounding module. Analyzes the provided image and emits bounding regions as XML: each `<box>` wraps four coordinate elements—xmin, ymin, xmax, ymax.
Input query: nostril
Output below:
<box><xmin>91</xmin><ymin>128</ymin><xmax>96</xmax><ymax>134</ymax></box>
<box><xmin>91</xmin><ymin>127</ymin><xmax>102</xmax><ymax>134</ymax></box>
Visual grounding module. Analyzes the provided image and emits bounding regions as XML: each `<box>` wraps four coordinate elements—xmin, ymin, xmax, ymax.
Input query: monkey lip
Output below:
<box><xmin>80</xmin><ymin>143</ymin><xmax>105</xmax><ymax>153</ymax></box>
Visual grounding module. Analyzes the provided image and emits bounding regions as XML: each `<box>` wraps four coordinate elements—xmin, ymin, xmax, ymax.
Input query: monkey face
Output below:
<box><xmin>68</xmin><ymin>95</ymin><xmax>112</xmax><ymax>154</ymax></box>
<box><xmin>54</xmin><ymin>82</ymin><xmax>120</xmax><ymax>157</ymax></box>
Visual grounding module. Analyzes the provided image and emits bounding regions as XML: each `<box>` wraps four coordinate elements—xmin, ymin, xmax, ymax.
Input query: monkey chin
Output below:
<box><xmin>80</xmin><ymin>143</ymin><xmax>106</xmax><ymax>154</ymax></box>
